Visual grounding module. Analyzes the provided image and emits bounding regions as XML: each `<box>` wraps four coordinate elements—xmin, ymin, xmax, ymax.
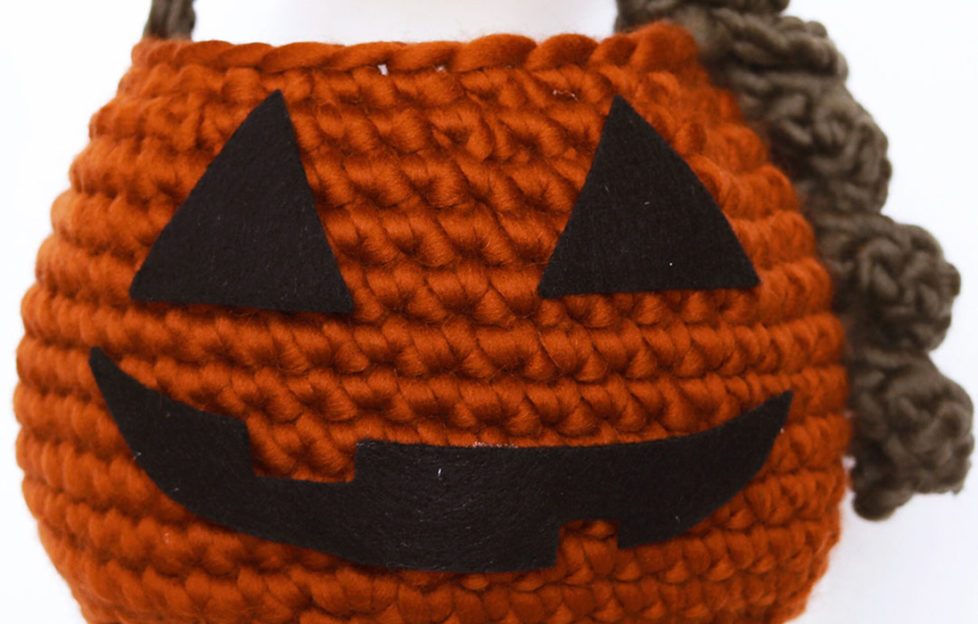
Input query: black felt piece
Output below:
<box><xmin>130</xmin><ymin>91</ymin><xmax>354</xmax><ymax>315</ymax></box>
<box><xmin>90</xmin><ymin>347</ymin><xmax>791</xmax><ymax>573</ymax></box>
<box><xmin>538</xmin><ymin>96</ymin><xmax>760</xmax><ymax>298</ymax></box>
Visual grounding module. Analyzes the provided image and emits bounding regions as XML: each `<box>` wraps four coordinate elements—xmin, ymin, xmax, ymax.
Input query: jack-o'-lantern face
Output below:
<box><xmin>90</xmin><ymin>90</ymin><xmax>792</xmax><ymax>573</ymax></box>
<box><xmin>17</xmin><ymin>24</ymin><xmax>850</xmax><ymax>623</ymax></box>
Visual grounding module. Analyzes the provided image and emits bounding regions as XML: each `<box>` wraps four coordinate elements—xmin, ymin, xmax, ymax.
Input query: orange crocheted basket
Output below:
<box><xmin>14</xmin><ymin>2</ymin><xmax>970</xmax><ymax>624</ymax></box>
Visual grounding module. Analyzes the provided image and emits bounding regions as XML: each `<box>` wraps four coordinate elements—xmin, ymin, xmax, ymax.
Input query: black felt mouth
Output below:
<box><xmin>90</xmin><ymin>347</ymin><xmax>790</xmax><ymax>573</ymax></box>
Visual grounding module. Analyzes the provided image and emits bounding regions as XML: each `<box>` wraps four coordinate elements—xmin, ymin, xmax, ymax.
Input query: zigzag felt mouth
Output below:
<box><xmin>90</xmin><ymin>347</ymin><xmax>790</xmax><ymax>573</ymax></box>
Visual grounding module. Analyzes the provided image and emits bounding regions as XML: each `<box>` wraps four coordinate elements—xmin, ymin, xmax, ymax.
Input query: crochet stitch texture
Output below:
<box><xmin>616</xmin><ymin>0</ymin><xmax>972</xmax><ymax>519</ymax></box>
<box><xmin>16</xmin><ymin>24</ymin><xmax>849</xmax><ymax>624</ymax></box>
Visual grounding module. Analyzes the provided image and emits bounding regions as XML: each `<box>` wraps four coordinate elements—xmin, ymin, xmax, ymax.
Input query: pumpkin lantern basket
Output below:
<box><xmin>12</xmin><ymin>1</ymin><xmax>972</xmax><ymax>623</ymax></box>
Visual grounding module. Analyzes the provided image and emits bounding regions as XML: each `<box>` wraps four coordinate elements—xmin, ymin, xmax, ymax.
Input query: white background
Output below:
<box><xmin>1</xmin><ymin>1</ymin><xmax>975</xmax><ymax>621</ymax></box>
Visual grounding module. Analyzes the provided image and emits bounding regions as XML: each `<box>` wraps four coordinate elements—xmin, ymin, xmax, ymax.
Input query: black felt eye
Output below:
<box><xmin>130</xmin><ymin>91</ymin><xmax>354</xmax><ymax>315</ymax></box>
<box><xmin>538</xmin><ymin>96</ymin><xmax>759</xmax><ymax>298</ymax></box>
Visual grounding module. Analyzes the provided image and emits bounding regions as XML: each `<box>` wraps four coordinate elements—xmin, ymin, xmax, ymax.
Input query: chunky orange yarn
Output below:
<box><xmin>15</xmin><ymin>23</ymin><xmax>849</xmax><ymax>624</ymax></box>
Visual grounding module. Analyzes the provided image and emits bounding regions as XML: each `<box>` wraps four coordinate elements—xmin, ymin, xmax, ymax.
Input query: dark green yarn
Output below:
<box><xmin>616</xmin><ymin>0</ymin><xmax>972</xmax><ymax>519</ymax></box>
<box><xmin>144</xmin><ymin>0</ymin><xmax>195</xmax><ymax>39</ymax></box>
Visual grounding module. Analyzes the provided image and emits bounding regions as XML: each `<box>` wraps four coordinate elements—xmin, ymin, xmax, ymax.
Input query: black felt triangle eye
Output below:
<box><xmin>130</xmin><ymin>91</ymin><xmax>354</xmax><ymax>315</ymax></box>
<box><xmin>538</xmin><ymin>96</ymin><xmax>759</xmax><ymax>298</ymax></box>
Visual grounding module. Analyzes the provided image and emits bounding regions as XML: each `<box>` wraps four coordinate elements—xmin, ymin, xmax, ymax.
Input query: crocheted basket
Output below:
<box><xmin>14</xmin><ymin>1</ymin><xmax>972</xmax><ymax>623</ymax></box>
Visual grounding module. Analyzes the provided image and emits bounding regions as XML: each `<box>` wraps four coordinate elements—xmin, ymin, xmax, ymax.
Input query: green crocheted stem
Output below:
<box><xmin>145</xmin><ymin>0</ymin><xmax>195</xmax><ymax>39</ymax></box>
<box><xmin>616</xmin><ymin>0</ymin><xmax>972</xmax><ymax>519</ymax></box>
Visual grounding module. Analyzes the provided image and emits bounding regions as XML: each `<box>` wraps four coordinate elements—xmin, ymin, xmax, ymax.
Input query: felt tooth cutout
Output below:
<box><xmin>13</xmin><ymin>0</ymin><xmax>972</xmax><ymax>623</ymax></box>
